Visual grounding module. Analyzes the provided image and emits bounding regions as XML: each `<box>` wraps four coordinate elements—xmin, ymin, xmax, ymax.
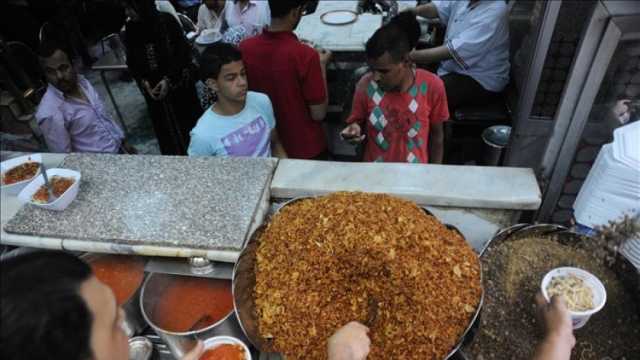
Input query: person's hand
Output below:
<box><xmin>152</xmin><ymin>79</ymin><xmax>170</xmax><ymax>101</ymax></box>
<box><xmin>340</xmin><ymin>123</ymin><xmax>366</xmax><ymax>144</ymax></box>
<box><xmin>612</xmin><ymin>99</ymin><xmax>631</xmax><ymax>124</ymax></box>
<box><xmin>142</xmin><ymin>80</ymin><xmax>157</xmax><ymax>100</ymax></box>
<box><xmin>318</xmin><ymin>47</ymin><xmax>332</xmax><ymax>66</ymax></box>
<box><xmin>328</xmin><ymin>322</ymin><xmax>371</xmax><ymax>360</ymax></box>
<box><xmin>535</xmin><ymin>292</ymin><xmax>575</xmax><ymax>347</ymax></box>
<box><xmin>180</xmin><ymin>340</ymin><xmax>204</xmax><ymax>360</ymax></box>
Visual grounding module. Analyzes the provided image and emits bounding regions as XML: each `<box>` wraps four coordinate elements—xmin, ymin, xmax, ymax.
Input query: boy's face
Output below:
<box><xmin>209</xmin><ymin>60</ymin><xmax>248</xmax><ymax>103</ymax></box>
<box><xmin>368</xmin><ymin>52</ymin><xmax>409</xmax><ymax>92</ymax></box>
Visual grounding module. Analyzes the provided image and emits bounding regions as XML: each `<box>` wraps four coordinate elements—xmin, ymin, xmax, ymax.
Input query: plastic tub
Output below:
<box><xmin>1</xmin><ymin>153</ymin><xmax>42</xmax><ymax>195</ymax></box>
<box><xmin>17</xmin><ymin>168</ymin><xmax>81</xmax><ymax>211</ymax></box>
<box><xmin>541</xmin><ymin>267</ymin><xmax>607</xmax><ymax>329</ymax></box>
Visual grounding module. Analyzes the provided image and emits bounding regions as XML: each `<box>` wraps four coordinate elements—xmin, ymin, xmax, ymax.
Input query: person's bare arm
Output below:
<box><xmin>327</xmin><ymin>322</ymin><xmax>371</xmax><ymax>360</ymax></box>
<box><xmin>413</xmin><ymin>3</ymin><xmax>439</xmax><ymax>19</ymax></box>
<box><xmin>410</xmin><ymin>45</ymin><xmax>452</xmax><ymax>65</ymax></box>
<box><xmin>429</xmin><ymin>122</ymin><xmax>444</xmax><ymax>164</ymax></box>
<box><xmin>309</xmin><ymin>48</ymin><xmax>332</xmax><ymax>121</ymax></box>
<box><xmin>532</xmin><ymin>293</ymin><xmax>575</xmax><ymax>360</ymax></box>
<box><xmin>270</xmin><ymin>129</ymin><xmax>288</xmax><ymax>158</ymax></box>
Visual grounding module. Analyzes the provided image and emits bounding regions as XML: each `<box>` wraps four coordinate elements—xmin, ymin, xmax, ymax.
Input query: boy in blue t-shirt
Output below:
<box><xmin>188</xmin><ymin>43</ymin><xmax>287</xmax><ymax>158</ymax></box>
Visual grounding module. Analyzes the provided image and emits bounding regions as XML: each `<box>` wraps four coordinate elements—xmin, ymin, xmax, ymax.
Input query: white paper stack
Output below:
<box><xmin>574</xmin><ymin>122</ymin><xmax>640</xmax><ymax>227</ymax></box>
<box><xmin>573</xmin><ymin>122</ymin><xmax>640</xmax><ymax>270</ymax></box>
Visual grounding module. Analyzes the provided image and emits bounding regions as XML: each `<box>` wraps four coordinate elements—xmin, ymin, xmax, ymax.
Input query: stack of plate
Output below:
<box><xmin>573</xmin><ymin>122</ymin><xmax>640</xmax><ymax>270</ymax></box>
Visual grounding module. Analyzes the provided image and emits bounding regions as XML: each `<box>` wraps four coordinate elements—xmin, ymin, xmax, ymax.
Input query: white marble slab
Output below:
<box><xmin>295</xmin><ymin>1</ymin><xmax>382</xmax><ymax>52</ymax></box>
<box><xmin>270</xmin><ymin>160</ymin><xmax>541</xmax><ymax>210</ymax></box>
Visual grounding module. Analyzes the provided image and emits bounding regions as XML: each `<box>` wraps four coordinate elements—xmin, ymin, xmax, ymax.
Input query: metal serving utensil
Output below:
<box><xmin>39</xmin><ymin>163</ymin><xmax>57</xmax><ymax>202</ymax></box>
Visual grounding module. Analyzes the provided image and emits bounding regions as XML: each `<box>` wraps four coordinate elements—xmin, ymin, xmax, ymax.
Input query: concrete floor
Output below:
<box><xmin>83</xmin><ymin>65</ymin><xmax>161</xmax><ymax>155</ymax></box>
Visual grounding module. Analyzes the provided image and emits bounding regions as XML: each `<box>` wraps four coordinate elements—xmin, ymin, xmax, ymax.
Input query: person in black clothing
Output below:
<box><xmin>122</xmin><ymin>0</ymin><xmax>202</xmax><ymax>155</ymax></box>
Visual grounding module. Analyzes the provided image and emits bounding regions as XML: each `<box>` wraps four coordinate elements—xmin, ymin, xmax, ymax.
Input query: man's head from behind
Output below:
<box><xmin>39</xmin><ymin>41</ymin><xmax>78</xmax><ymax>94</ymax></box>
<box><xmin>199</xmin><ymin>43</ymin><xmax>248</xmax><ymax>104</ymax></box>
<box><xmin>365</xmin><ymin>12</ymin><xmax>420</xmax><ymax>91</ymax></box>
<box><xmin>268</xmin><ymin>0</ymin><xmax>310</xmax><ymax>29</ymax></box>
<box><xmin>1</xmin><ymin>251</ymin><xmax>129</xmax><ymax>360</ymax></box>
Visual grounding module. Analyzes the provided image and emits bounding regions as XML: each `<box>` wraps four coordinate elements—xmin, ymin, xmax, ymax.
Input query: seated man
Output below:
<box><xmin>36</xmin><ymin>42</ymin><xmax>132</xmax><ymax>154</ymax></box>
<box><xmin>1</xmin><ymin>251</ymin><xmax>369</xmax><ymax>360</ymax></box>
<box><xmin>188</xmin><ymin>43</ymin><xmax>287</xmax><ymax>158</ymax></box>
<box><xmin>408</xmin><ymin>0</ymin><xmax>510</xmax><ymax>113</ymax></box>
<box><xmin>0</xmin><ymin>251</ymin><xmax>203</xmax><ymax>360</ymax></box>
<box><xmin>342</xmin><ymin>13</ymin><xmax>449</xmax><ymax>164</ymax></box>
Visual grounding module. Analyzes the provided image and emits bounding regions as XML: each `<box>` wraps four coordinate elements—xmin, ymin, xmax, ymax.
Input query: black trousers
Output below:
<box><xmin>441</xmin><ymin>73</ymin><xmax>500</xmax><ymax>115</ymax></box>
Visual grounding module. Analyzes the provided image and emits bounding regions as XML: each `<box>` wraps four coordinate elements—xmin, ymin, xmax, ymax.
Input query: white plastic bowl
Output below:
<box><xmin>541</xmin><ymin>267</ymin><xmax>607</xmax><ymax>329</ymax></box>
<box><xmin>202</xmin><ymin>336</ymin><xmax>251</xmax><ymax>360</ymax></box>
<box><xmin>1</xmin><ymin>153</ymin><xmax>42</xmax><ymax>195</ymax></box>
<box><xmin>17</xmin><ymin>168</ymin><xmax>81</xmax><ymax>211</ymax></box>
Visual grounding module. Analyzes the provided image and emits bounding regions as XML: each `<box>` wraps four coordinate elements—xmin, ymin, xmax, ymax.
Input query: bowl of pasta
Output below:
<box><xmin>541</xmin><ymin>267</ymin><xmax>607</xmax><ymax>329</ymax></box>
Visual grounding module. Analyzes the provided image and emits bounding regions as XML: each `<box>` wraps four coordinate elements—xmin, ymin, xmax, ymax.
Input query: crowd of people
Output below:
<box><xmin>31</xmin><ymin>0</ymin><xmax>511</xmax><ymax>164</ymax></box>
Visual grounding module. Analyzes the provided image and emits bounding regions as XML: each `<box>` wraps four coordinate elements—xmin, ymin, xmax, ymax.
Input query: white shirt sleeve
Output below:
<box><xmin>432</xmin><ymin>1</ymin><xmax>454</xmax><ymax>24</ymax></box>
<box><xmin>446</xmin><ymin>7</ymin><xmax>508</xmax><ymax>70</ymax></box>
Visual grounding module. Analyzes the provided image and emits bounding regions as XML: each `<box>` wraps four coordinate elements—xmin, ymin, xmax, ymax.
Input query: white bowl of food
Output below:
<box><xmin>201</xmin><ymin>336</ymin><xmax>251</xmax><ymax>360</ymax></box>
<box><xmin>1</xmin><ymin>154</ymin><xmax>42</xmax><ymax>195</ymax></box>
<box><xmin>18</xmin><ymin>168</ymin><xmax>81</xmax><ymax>211</ymax></box>
<box><xmin>541</xmin><ymin>267</ymin><xmax>607</xmax><ymax>329</ymax></box>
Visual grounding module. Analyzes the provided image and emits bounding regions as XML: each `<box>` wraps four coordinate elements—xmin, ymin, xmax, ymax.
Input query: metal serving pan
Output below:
<box><xmin>232</xmin><ymin>196</ymin><xmax>484</xmax><ymax>359</ymax></box>
<box><xmin>457</xmin><ymin>223</ymin><xmax>640</xmax><ymax>359</ymax></box>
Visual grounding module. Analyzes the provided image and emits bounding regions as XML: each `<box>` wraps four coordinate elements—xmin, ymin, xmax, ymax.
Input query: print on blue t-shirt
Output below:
<box><xmin>188</xmin><ymin>91</ymin><xmax>276</xmax><ymax>157</ymax></box>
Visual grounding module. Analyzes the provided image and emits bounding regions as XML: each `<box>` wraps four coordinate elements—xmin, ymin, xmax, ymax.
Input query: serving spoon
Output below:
<box><xmin>40</xmin><ymin>163</ymin><xmax>57</xmax><ymax>202</ymax></box>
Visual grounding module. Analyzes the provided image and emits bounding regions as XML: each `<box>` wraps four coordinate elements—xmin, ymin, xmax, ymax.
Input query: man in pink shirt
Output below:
<box><xmin>35</xmin><ymin>42</ymin><xmax>132</xmax><ymax>153</ymax></box>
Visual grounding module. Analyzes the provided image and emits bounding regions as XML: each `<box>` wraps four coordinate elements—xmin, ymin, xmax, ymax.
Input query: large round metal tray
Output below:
<box><xmin>457</xmin><ymin>223</ymin><xmax>640</xmax><ymax>359</ymax></box>
<box><xmin>232</xmin><ymin>196</ymin><xmax>484</xmax><ymax>359</ymax></box>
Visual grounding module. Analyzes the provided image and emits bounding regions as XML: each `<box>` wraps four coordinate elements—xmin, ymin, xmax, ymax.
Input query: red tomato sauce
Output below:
<box><xmin>90</xmin><ymin>255</ymin><xmax>145</xmax><ymax>305</ymax></box>
<box><xmin>152</xmin><ymin>276</ymin><xmax>234</xmax><ymax>332</ymax></box>
<box><xmin>199</xmin><ymin>344</ymin><xmax>245</xmax><ymax>360</ymax></box>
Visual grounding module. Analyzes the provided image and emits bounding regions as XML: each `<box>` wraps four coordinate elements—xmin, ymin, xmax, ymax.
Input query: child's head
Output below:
<box><xmin>199</xmin><ymin>43</ymin><xmax>248</xmax><ymax>103</ymax></box>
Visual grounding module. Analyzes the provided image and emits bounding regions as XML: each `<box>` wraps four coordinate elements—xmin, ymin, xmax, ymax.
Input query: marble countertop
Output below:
<box><xmin>270</xmin><ymin>160</ymin><xmax>541</xmax><ymax>210</ymax></box>
<box><xmin>4</xmin><ymin>154</ymin><xmax>276</xmax><ymax>254</ymax></box>
<box><xmin>295</xmin><ymin>1</ymin><xmax>383</xmax><ymax>52</ymax></box>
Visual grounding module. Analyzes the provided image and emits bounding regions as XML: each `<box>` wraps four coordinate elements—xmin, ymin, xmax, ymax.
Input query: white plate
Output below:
<box><xmin>1</xmin><ymin>153</ymin><xmax>42</xmax><ymax>196</ymax></box>
<box><xmin>202</xmin><ymin>336</ymin><xmax>251</xmax><ymax>360</ymax></box>
<box><xmin>18</xmin><ymin>168</ymin><xmax>81</xmax><ymax>211</ymax></box>
<box><xmin>196</xmin><ymin>29</ymin><xmax>222</xmax><ymax>45</ymax></box>
<box><xmin>321</xmin><ymin>10</ymin><xmax>358</xmax><ymax>25</ymax></box>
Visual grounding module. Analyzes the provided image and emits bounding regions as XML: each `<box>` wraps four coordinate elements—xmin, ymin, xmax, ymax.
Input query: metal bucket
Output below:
<box><xmin>139</xmin><ymin>272</ymin><xmax>248</xmax><ymax>358</ymax></box>
<box><xmin>481</xmin><ymin>125</ymin><xmax>511</xmax><ymax>166</ymax></box>
<box><xmin>232</xmin><ymin>196</ymin><xmax>483</xmax><ymax>358</ymax></box>
<box><xmin>82</xmin><ymin>253</ymin><xmax>147</xmax><ymax>337</ymax></box>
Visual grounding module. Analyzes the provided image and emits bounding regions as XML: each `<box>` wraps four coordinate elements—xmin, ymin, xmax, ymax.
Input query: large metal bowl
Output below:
<box><xmin>140</xmin><ymin>272</ymin><xmax>248</xmax><ymax>358</ymax></box>
<box><xmin>457</xmin><ymin>223</ymin><xmax>640</xmax><ymax>359</ymax></box>
<box><xmin>232</xmin><ymin>196</ymin><xmax>484</xmax><ymax>358</ymax></box>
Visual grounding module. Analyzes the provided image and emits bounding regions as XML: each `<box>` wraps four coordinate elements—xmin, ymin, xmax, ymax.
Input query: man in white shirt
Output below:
<box><xmin>224</xmin><ymin>0</ymin><xmax>271</xmax><ymax>37</ymax></box>
<box><xmin>408</xmin><ymin>0</ymin><xmax>510</xmax><ymax>113</ymax></box>
<box><xmin>197</xmin><ymin>0</ymin><xmax>226</xmax><ymax>32</ymax></box>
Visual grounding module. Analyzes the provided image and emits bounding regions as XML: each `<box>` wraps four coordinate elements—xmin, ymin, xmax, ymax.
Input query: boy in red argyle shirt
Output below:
<box><xmin>342</xmin><ymin>13</ymin><xmax>449</xmax><ymax>163</ymax></box>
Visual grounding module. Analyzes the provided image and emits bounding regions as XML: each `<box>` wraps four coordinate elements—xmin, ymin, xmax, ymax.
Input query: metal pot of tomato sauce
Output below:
<box><xmin>83</xmin><ymin>254</ymin><xmax>147</xmax><ymax>337</ymax></box>
<box><xmin>140</xmin><ymin>272</ymin><xmax>248</xmax><ymax>358</ymax></box>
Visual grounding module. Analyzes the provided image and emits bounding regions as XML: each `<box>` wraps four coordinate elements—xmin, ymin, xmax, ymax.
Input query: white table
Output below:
<box><xmin>295</xmin><ymin>1</ymin><xmax>383</xmax><ymax>52</ymax></box>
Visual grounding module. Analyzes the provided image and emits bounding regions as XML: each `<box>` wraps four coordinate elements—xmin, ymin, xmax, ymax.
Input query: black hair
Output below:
<box><xmin>198</xmin><ymin>42</ymin><xmax>243</xmax><ymax>81</ymax></box>
<box><xmin>1</xmin><ymin>251</ymin><xmax>94</xmax><ymax>360</ymax></box>
<box><xmin>366</xmin><ymin>12</ymin><xmax>420</xmax><ymax>62</ymax></box>
<box><xmin>37</xmin><ymin>38</ymin><xmax>69</xmax><ymax>60</ymax></box>
<box><xmin>268</xmin><ymin>0</ymin><xmax>308</xmax><ymax>19</ymax></box>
